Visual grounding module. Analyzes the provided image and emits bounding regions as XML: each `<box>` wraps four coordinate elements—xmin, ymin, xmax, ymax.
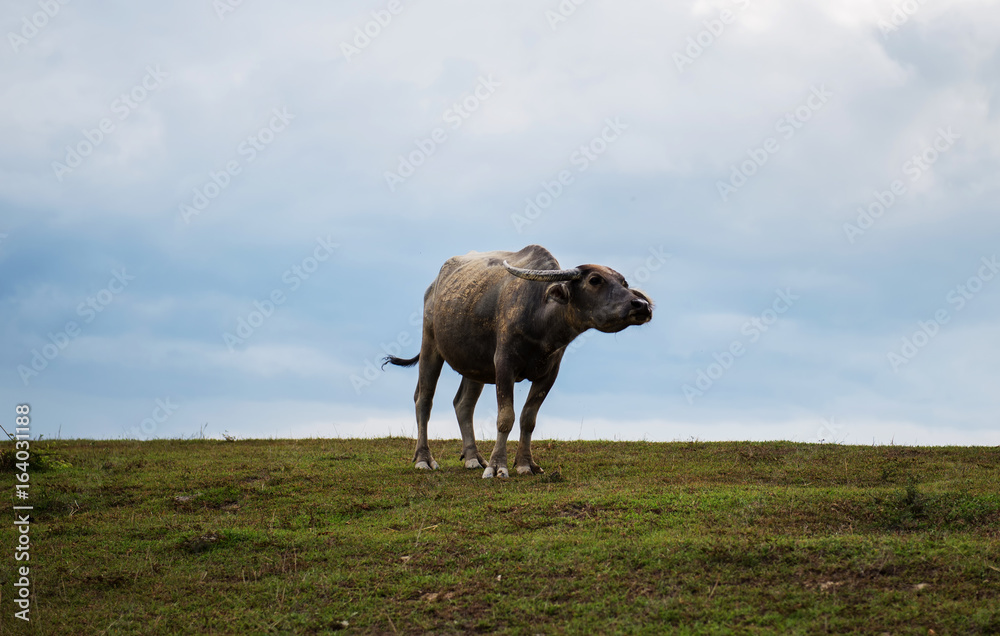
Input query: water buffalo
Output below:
<box><xmin>384</xmin><ymin>245</ymin><xmax>653</xmax><ymax>478</ymax></box>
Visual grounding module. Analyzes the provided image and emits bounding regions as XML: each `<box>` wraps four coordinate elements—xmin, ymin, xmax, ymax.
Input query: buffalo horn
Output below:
<box><xmin>502</xmin><ymin>260</ymin><xmax>583</xmax><ymax>282</ymax></box>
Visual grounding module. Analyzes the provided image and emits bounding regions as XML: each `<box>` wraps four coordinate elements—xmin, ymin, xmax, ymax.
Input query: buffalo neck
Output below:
<box><xmin>530</xmin><ymin>300</ymin><xmax>587</xmax><ymax>355</ymax></box>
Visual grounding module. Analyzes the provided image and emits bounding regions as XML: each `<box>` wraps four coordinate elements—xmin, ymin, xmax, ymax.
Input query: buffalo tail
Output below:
<box><xmin>382</xmin><ymin>354</ymin><xmax>419</xmax><ymax>370</ymax></box>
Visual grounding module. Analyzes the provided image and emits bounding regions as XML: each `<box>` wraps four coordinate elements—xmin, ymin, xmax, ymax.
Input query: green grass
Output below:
<box><xmin>2</xmin><ymin>439</ymin><xmax>999</xmax><ymax>634</ymax></box>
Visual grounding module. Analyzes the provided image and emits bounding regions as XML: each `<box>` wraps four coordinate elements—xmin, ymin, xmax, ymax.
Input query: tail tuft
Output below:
<box><xmin>381</xmin><ymin>354</ymin><xmax>419</xmax><ymax>370</ymax></box>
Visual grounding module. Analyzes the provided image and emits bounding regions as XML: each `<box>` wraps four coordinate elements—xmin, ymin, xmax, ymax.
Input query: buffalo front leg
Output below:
<box><xmin>483</xmin><ymin>367</ymin><xmax>516</xmax><ymax>479</ymax></box>
<box><xmin>412</xmin><ymin>346</ymin><xmax>445</xmax><ymax>470</ymax></box>
<box><xmin>454</xmin><ymin>377</ymin><xmax>486</xmax><ymax>469</ymax></box>
<box><xmin>514</xmin><ymin>374</ymin><xmax>557</xmax><ymax>475</ymax></box>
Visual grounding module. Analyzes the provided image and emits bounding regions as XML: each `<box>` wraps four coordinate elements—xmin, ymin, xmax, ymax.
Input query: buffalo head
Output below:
<box><xmin>503</xmin><ymin>260</ymin><xmax>653</xmax><ymax>333</ymax></box>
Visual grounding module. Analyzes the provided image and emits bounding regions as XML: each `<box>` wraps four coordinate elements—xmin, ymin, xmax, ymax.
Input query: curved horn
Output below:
<box><xmin>502</xmin><ymin>260</ymin><xmax>582</xmax><ymax>282</ymax></box>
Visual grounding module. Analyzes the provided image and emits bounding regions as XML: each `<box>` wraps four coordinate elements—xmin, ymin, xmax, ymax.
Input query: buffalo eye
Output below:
<box><xmin>622</xmin><ymin>280</ymin><xmax>629</xmax><ymax>288</ymax></box>
<box><xmin>588</xmin><ymin>276</ymin><xmax>603</xmax><ymax>286</ymax></box>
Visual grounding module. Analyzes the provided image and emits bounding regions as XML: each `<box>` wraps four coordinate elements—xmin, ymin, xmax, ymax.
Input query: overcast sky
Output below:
<box><xmin>2</xmin><ymin>0</ymin><xmax>999</xmax><ymax>446</ymax></box>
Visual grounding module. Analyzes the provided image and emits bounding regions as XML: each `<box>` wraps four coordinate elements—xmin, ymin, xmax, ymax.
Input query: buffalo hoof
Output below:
<box><xmin>464</xmin><ymin>458</ymin><xmax>485</xmax><ymax>469</ymax></box>
<box><xmin>482</xmin><ymin>466</ymin><xmax>509</xmax><ymax>479</ymax></box>
<box><xmin>414</xmin><ymin>460</ymin><xmax>439</xmax><ymax>470</ymax></box>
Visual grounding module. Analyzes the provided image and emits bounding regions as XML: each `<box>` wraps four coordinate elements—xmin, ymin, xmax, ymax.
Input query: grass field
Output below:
<box><xmin>2</xmin><ymin>438</ymin><xmax>999</xmax><ymax>635</ymax></box>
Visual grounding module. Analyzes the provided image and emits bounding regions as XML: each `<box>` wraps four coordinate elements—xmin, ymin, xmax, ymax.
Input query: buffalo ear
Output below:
<box><xmin>545</xmin><ymin>282</ymin><xmax>570</xmax><ymax>305</ymax></box>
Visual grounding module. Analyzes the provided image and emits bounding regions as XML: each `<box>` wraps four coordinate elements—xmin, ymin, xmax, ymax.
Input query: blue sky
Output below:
<box><xmin>2</xmin><ymin>0</ymin><xmax>999</xmax><ymax>445</ymax></box>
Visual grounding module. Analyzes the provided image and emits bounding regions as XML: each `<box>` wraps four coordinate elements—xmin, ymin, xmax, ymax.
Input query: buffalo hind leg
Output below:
<box><xmin>514</xmin><ymin>374</ymin><xmax>557</xmax><ymax>475</ymax></box>
<box><xmin>412</xmin><ymin>344</ymin><xmax>445</xmax><ymax>470</ymax></box>
<box><xmin>454</xmin><ymin>377</ymin><xmax>486</xmax><ymax>469</ymax></box>
<box><xmin>483</xmin><ymin>365</ymin><xmax>516</xmax><ymax>479</ymax></box>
